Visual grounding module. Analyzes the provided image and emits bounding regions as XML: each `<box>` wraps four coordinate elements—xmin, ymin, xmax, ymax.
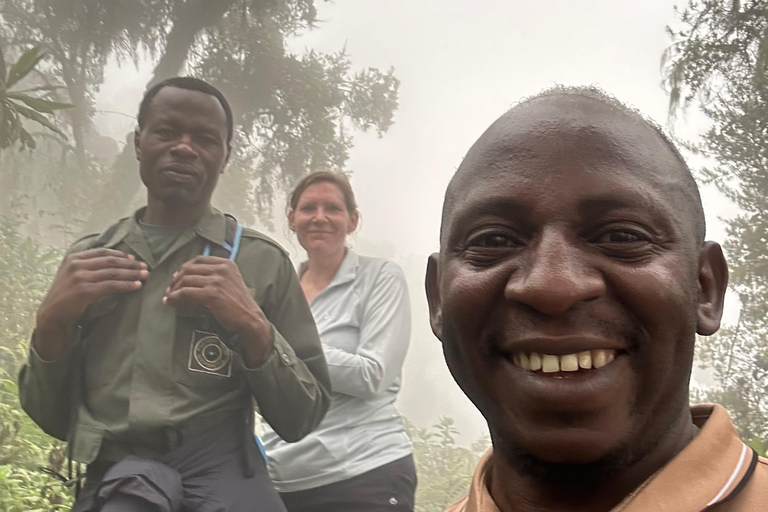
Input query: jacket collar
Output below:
<box><xmin>100</xmin><ymin>206</ymin><xmax>226</xmax><ymax>248</ymax></box>
<box><xmin>459</xmin><ymin>405</ymin><xmax>757</xmax><ymax>512</ymax></box>
<box><xmin>98</xmin><ymin>205</ymin><xmax>227</xmax><ymax>267</ymax></box>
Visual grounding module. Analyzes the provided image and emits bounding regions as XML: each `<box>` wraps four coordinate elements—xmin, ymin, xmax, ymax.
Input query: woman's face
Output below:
<box><xmin>290</xmin><ymin>181</ymin><xmax>358</xmax><ymax>256</ymax></box>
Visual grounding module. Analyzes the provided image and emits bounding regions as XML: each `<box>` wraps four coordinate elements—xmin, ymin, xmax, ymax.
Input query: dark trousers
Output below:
<box><xmin>70</xmin><ymin>420</ymin><xmax>286</xmax><ymax>512</ymax></box>
<box><xmin>279</xmin><ymin>454</ymin><xmax>417</xmax><ymax>512</ymax></box>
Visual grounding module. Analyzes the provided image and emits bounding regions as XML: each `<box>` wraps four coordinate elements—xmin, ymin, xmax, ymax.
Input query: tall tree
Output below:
<box><xmin>0</xmin><ymin>0</ymin><xmax>400</xmax><ymax>234</ymax></box>
<box><xmin>663</xmin><ymin>0</ymin><xmax>768</xmax><ymax>448</ymax></box>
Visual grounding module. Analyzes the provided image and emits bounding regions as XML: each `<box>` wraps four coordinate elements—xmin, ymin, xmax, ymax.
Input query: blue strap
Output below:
<box><xmin>229</xmin><ymin>223</ymin><xmax>243</xmax><ymax>261</ymax></box>
<box><xmin>254</xmin><ymin>434</ymin><xmax>267</xmax><ymax>461</ymax></box>
<box><xmin>202</xmin><ymin>221</ymin><xmax>242</xmax><ymax>260</ymax></box>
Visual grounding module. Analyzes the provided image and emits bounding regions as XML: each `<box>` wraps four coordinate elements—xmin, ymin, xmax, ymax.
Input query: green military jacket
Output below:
<box><xmin>19</xmin><ymin>206</ymin><xmax>331</xmax><ymax>463</ymax></box>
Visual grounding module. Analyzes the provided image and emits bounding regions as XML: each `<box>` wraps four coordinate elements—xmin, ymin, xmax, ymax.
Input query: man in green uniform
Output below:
<box><xmin>19</xmin><ymin>76</ymin><xmax>331</xmax><ymax>512</ymax></box>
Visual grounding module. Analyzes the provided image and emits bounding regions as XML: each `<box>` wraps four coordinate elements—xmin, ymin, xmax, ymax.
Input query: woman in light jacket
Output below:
<box><xmin>261</xmin><ymin>171</ymin><xmax>416</xmax><ymax>512</ymax></box>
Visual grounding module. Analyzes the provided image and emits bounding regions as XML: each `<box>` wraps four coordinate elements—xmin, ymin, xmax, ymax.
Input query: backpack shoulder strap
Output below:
<box><xmin>203</xmin><ymin>214</ymin><xmax>242</xmax><ymax>260</ymax></box>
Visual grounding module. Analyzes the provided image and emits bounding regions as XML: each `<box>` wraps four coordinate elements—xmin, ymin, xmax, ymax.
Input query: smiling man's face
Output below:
<box><xmin>427</xmin><ymin>94</ymin><xmax>726</xmax><ymax>470</ymax></box>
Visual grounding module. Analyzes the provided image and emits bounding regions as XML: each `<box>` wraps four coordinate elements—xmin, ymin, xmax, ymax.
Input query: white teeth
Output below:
<box><xmin>511</xmin><ymin>349</ymin><xmax>618</xmax><ymax>372</ymax></box>
<box><xmin>578</xmin><ymin>351</ymin><xmax>592</xmax><ymax>369</ymax></box>
<box><xmin>529</xmin><ymin>352</ymin><xmax>542</xmax><ymax>371</ymax></box>
<box><xmin>559</xmin><ymin>353</ymin><xmax>579</xmax><ymax>372</ymax></box>
<box><xmin>541</xmin><ymin>355</ymin><xmax>560</xmax><ymax>373</ymax></box>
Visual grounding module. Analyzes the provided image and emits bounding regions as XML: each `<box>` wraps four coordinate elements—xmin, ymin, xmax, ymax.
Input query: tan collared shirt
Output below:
<box><xmin>19</xmin><ymin>207</ymin><xmax>331</xmax><ymax>463</ymax></box>
<box><xmin>446</xmin><ymin>404</ymin><xmax>767</xmax><ymax>512</ymax></box>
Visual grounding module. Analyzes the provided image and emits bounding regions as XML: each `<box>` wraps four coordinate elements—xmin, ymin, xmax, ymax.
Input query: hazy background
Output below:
<box><xmin>86</xmin><ymin>0</ymin><xmax>733</xmax><ymax>442</ymax></box>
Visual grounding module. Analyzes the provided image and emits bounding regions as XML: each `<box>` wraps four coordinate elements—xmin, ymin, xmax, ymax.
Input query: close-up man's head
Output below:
<box><xmin>134</xmin><ymin>76</ymin><xmax>233</xmax><ymax>210</ymax></box>
<box><xmin>426</xmin><ymin>87</ymin><xmax>729</xmax><ymax>478</ymax></box>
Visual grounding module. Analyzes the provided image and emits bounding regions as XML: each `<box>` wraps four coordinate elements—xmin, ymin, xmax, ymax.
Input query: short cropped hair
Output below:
<box><xmin>137</xmin><ymin>76</ymin><xmax>234</xmax><ymax>145</ymax></box>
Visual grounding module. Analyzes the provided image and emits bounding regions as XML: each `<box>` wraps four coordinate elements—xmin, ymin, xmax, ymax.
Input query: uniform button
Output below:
<box><xmin>389</xmin><ymin>497</ymin><xmax>398</xmax><ymax>505</ymax></box>
<box><xmin>281</xmin><ymin>353</ymin><xmax>291</xmax><ymax>364</ymax></box>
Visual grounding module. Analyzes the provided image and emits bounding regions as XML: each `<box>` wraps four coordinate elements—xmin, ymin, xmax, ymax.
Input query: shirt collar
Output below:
<box><xmin>100</xmin><ymin>205</ymin><xmax>226</xmax><ymax>249</ymax></box>
<box><xmin>459</xmin><ymin>405</ymin><xmax>756</xmax><ymax>512</ymax></box>
<box><xmin>298</xmin><ymin>248</ymin><xmax>360</xmax><ymax>289</ymax></box>
<box><xmin>330</xmin><ymin>248</ymin><xmax>359</xmax><ymax>286</ymax></box>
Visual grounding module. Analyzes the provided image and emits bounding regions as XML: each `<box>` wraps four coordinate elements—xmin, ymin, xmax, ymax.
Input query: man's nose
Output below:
<box><xmin>505</xmin><ymin>229</ymin><xmax>606</xmax><ymax>316</ymax></box>
<box><xmin>170</xmin><ymin>134</ymin><xmax>197</xmax><ymax>158</ymax></box>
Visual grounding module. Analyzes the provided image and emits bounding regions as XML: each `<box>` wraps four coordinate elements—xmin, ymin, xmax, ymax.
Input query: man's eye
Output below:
<box><xmin>470</xmin><ymin>232</ymin><xmax>519</xmax><ymax>248</ymax></box>
<box><xmin>156</xmin><ymin>129</ymin><xmax>175</xmax><ymax>138</ymax></box>
<box><xmin>596</xmin><ymin>230</ymin><xmax>645</xmax><ymax>244</ymax></box>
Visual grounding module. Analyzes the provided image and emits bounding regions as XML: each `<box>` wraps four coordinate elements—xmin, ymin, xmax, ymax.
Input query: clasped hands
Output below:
<box><xmin>35</xmin><ymin>249</ymin><xmax>272</xmax><ymax>366</ymax></box>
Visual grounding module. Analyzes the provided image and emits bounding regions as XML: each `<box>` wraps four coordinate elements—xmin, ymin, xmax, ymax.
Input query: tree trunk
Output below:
<box><xmin>81</xmin><ymin>0</ymin><xmax>236</xmax><ymax>234</ymax></box>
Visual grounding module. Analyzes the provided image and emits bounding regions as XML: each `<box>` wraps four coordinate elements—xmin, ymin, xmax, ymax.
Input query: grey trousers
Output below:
<box><xmin>71</xmin><ymin>419</ymin><xmax>286</xmax><ymax>512</ymax></box>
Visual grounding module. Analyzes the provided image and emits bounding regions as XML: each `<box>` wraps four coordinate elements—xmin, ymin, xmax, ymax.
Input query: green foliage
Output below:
<box><xmin>664</xmin><ymin>0</ymin><xmax>768</xmax><ymax>446</ymax></box>
<box><xmin>0</xmin><ymin>213</ymin><xmax>73</xmax><ymax>511</ymax></box>
<box><xmin>408</xmin><ymin>417</ymin><xmax>490</xmax><ymax>512</ymax></box>
<box><xmin>1</xmin><ymin>0</ymin><xmax>400</xmax><ymax>233</ymax></box>
<box><xmin>0</xmin><ymin>46</ymin><xmax>73</xmax><ymax>151</ymax></box>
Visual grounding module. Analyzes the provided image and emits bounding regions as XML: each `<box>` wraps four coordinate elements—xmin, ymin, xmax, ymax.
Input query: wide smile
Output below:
<box><xmin>510</xmin><ymin>348</ymin><xmax>624</xmax><ymax>375</ymax></box>
<box><xmin>488</xmin><ymin>335</ymin><xmax>634</xmax><ymax>410</ymax></box>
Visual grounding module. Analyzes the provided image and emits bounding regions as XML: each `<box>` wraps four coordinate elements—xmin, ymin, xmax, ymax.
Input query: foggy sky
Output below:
<box><xmin>95</xmin><ymin>0</ymin><xmax>734</xmax><ymax>442</ymax></box>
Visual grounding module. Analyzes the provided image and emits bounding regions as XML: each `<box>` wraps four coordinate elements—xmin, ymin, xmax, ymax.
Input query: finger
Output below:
<box><xmin>83</xmin><ymin>267</ymin><xmax>150</xmax><ymax>283</ymax></box>
<box><xmin>164</xmin><ymin>286</ymin><xmax>213</xmax><ymax>307</ymax></box>
<box><xmin>172</xmin><ymin>261</ymin><xmax>226</xmax><ymax>285</ymax></box>
<box><xmin>83</xmin><ymin>279</ymin><xmax>143</xmax><ymax>299</ymax></box>
<box><xmin>166</xmin><ymin>274</ymin><xmax>211</xmax><ymax>294</ymax></box>
<box><xmin>71</xmin><ymin>254</ymin><xmax>148</xmax><ymax>271</ymax></box>
<box><xmin>73</xmin><ymin>248</ymin><xmax>135</xmax><ymax>260</ymax></box>
<box><xmin>178</xmin><ymin>258</ymin><xmax>230</xmax><ymax>274</ymax></box>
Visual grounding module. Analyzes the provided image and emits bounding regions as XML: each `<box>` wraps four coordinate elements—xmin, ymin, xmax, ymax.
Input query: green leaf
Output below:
<box><xmin>6</xmin><ymin>47</ymin><xmax>44</xmax><ymax>89</ymax></box>
<box><xmin>6</xmin><ymin>94</ymin><xmax>73</xmax><ymax>113</ymax></box>
<box><xmin>13</xmin><ymin>104</ymin><xmax>67</xmax><ymax>139</ymax></box>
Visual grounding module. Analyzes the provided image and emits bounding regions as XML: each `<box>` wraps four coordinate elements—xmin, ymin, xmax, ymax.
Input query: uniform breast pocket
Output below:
<box><xmin>173</xmin><ymin>305</ymin><xmax>241</xmax><ymax>391</ymax></box>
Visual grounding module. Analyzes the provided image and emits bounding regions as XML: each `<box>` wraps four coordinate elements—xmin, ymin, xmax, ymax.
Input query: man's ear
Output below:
<box><xmin>426</xmin><ymin>253</ymin><xmax>444</xmax><ymax>341</ymax></box>
<box><xmin>134</xmin><ymin>130</ymin><xmax>141</xmax><ymax>161</ymax></box>
<box><xmin>696</xmin><ymin>241</ymin><xmax>729</xmax><ymax>336</ymax></box>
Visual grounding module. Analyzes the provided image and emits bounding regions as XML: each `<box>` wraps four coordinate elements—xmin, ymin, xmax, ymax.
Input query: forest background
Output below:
<box><xmin>1</xmin><ymin>0</ymin><xmax>766</xmax><ymax>510</ymax></box>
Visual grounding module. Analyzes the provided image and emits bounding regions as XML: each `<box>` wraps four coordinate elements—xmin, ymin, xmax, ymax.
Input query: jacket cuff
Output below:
<box><xmin>243</xmin><ymin>325</ymin><xmax>297</xmax><ymax>376</ymax></box>
<box><xmin>28</xmin><ymin>326</ymin><xmax>80</xmax><ymax>372</ymax></box>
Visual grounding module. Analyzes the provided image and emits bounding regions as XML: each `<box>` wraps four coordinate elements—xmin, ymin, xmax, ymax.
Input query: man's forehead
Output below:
<box><xmin>441</xmin><ymin>94</ymin><xmax>694</xmax><ymax>241</ymax></box>
<box><xmin>465</xmin><ymin>95</ymin><xmax>673</xmax><ymax>173</ymax></box>
<box><xmin>150</xmin><ymin>87</ymin><xmax>226</xmax><ymax>119</ymax></box>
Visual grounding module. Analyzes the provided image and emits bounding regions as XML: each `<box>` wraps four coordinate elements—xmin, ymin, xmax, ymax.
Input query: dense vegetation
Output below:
<box><xmin>664</xmin><ymin>0</ymin><xmax>768</xmax><ymax>451</ymax></box>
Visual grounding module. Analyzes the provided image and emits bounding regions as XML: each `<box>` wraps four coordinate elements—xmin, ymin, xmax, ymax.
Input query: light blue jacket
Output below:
<box><xmin>261</xmin><ymin>250</ymin><xmax>413</xmax><ymax>492</ymax></box>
